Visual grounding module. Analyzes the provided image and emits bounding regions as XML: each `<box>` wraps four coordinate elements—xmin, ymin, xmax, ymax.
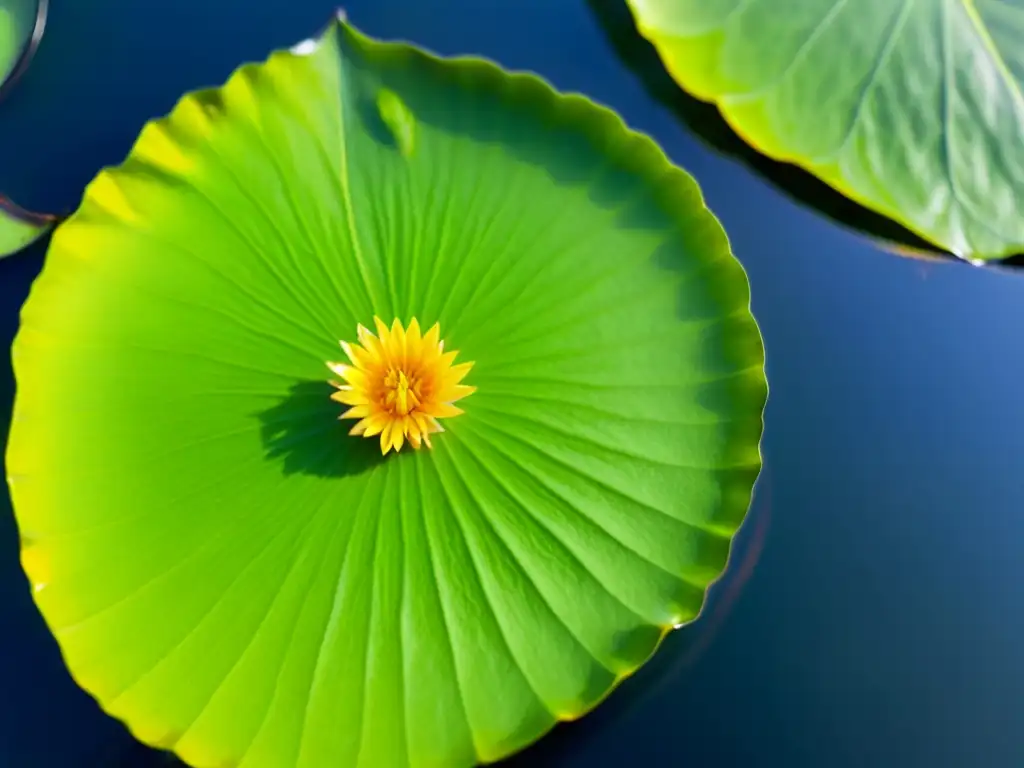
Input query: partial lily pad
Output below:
<box><xmin>8</xmin><ymin>15</ymin><xmax>765</xmax><ymax>768</ymax></box>
<box><xmin>626</xmin><ymin>0</ymin><xmax>1024</xmax><ymax>260</ymax></box>
<box><xmin>0</xmin><ymin>0</ymin><xmax>46</xmax><ymax>98</ymax></box>
<box><xmin>0</xmin><ymin>194</ymin><xmax>54</xmax><ymax>259</ymax></box>
<box><xmin>586</xmin><ymin>0</ymin><xmax>958</xmax><ymax>266</ymax></box>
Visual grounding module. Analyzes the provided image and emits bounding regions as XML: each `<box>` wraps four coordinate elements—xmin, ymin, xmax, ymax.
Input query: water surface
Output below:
<box><xmin>1</xmin><ymin>1</ymin><xmax>1022</xmax><ymax>766</ymax></box>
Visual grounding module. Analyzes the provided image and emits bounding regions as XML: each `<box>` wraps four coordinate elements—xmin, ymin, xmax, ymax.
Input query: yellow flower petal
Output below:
<box><xmin>328</xmin><ymin>363</ymin><xmax>368</xmax><ymax>388</ymax></box>
<box><xmin>391</xmin><ymin>422</ymin><xmax>405</xmax><ymax>453</ymax></box>
<box><xmin>380</xmin><ymin>420</ymin><xmax>394</xmax><ymax>454</ymax></box>
<box><xmin>443</xmin><ymin>361</ymin><xmax>474</xmax><ymax>385</ymax></box>
<box><xmin>406</xmin><ymin>317</ymin><xmax>422</xmax><ymax>351</ymax></box>
<box><xmin>422</xmin><ymin>322</ymin><xmax>440</xmax><ymax>351</ymax></box>
<box><xmin>411</xmin><ymin>412</ymin><xmax>431</xmax><ymax>436</ymax></box>
<box><xmin>389</xmin><ymin>318</ymin><xmax>407</xmax><ymax>364</ymax></box>
<box><xmin>330</xmin><ymin>388</ymin><xmax>370</xmax><ymax>406</ymax></box>
<box><xmin>340</xmin><ymin>340</ymin><xmax>372</xmax><ymax>369</ymax></box>
<box><xmin>357</xmin><ymin>323</ymin><xmax>384</xmax><ymax>358</ymax></box>
<box><xmin>436</xmin><ymin>384</ymin><xmax>477</xmax><ymax>403</ymax></box>
<box><xmin>362</xmin><ymin>413</ymin><xmax>390</xmax><ymax>438</ymax></box>
<box><xmin>373</xmin><ymin>316</ymin><xmax>391</xmax><ymax>346</ymax></box>
<box><xmin>426</xmin><ymin>402</ymin><xmax>464</xmax><ymax>418</ymax></box>
<box><xmin>340</xmin><ymin>405</ymin><xmax>371</xmax><ymax>419</ymax></box>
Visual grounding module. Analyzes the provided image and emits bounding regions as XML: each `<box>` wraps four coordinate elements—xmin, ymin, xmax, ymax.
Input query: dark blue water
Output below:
<box><xmin>2</xmin><ymin>1</ymin><xmax>1023</xmax><ymax>766</ymax></box>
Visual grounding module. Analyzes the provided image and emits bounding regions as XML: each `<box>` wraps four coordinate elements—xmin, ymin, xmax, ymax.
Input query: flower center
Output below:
<box><xmin>382</xmin><ymin>368</ymin><xmax>422</xmax><ymax>416</ymax></box>
<box><xmin>329</xmin><ymin>317</ymin><xmax>476</xmax><ymax>455</ymax></box>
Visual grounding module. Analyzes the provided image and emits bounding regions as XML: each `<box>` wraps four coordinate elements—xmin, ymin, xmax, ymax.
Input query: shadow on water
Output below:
<box><xmin>85</xmin><ymin>740</ymin><xmax>185</xmax><ymax>768</ymax></box>
<box><xmin>584</xmin><ymin>0</ymin><xmax>1024</xmax><ymax>269</ymax></box>
<box><xmin>258</xmin><ymin>379</ymin><xmax>387</xmax><ymax>479</ymax></box>
<box><xmin>499</xmin><ymin>473</ymin><xmax>772</xmax><ymax>767</ymax></box>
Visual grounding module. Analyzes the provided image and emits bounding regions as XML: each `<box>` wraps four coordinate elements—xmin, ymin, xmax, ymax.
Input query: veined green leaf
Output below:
<box><xmin>0</xmin><ymin>194</ymin><xmax>53</xmax><ymax>259</ymax></box>
<box><xmin>627</xmin><ymin>0</ymin><xmax>1024</xmax><ymax>260</ymax></box>
<box><xmin>7</xmin><ymin>16</ymin><xmax>765</xmax><ymax>768</ymax></box>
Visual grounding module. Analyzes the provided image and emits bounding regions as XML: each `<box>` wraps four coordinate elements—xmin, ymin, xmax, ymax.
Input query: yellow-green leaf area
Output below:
<box><xmin>627</xmin><ymin>0</ymin><xmax>1024</xmax><ymax>259</ymax></box>
<box><xmin>7</xmin><ymin>16</ymin><xmax>766</xmax><ymax>768</ymax></box>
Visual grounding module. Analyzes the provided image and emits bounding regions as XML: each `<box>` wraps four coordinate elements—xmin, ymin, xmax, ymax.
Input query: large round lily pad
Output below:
<box><xmin>626</xmin><ymin>0</ymin><xmax>1024</xmax><ymax>260</ymax></box>
<box><xmin>8</xmin><ymin>16</ymin><xmax>766</xmax><ymax>768</ymax></box>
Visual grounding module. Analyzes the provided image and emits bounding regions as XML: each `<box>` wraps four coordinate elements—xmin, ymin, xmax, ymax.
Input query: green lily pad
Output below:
<box><xmin>0</xmin><ymin>0</ymin><xmax>46</xmax><ymax>97</ymax></box>
<box><xmin>0</xmin><ymin>194</ymin><xmax>54</xmax><ymax>259</ymax></box>
<box><xmin>626</xmin><ymin>0</ymin><xmax>1024</xmax><ymax>260</ymax></box>
<box><xmin>8</xmin><ymin>15</ymin><xmax>765</xmax><ymax>768</ymax></box>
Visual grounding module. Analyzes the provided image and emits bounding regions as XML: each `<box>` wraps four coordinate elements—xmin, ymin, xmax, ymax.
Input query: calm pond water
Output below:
<box><xmin>1</xmin><ymin>1</ymin><xmax>1023</xmax><ymax>766</ymax></box>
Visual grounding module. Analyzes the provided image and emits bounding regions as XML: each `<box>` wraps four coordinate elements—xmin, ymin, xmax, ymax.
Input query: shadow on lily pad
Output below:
<box><xmin>258</xmin><ymin>379</ymin><xmax>388</xmax><ymax>479</ymax></box>
<box><xmin>585</xmin><ymin>0</ymin><xmax>1024</xmax><ymax>269</ymax></box>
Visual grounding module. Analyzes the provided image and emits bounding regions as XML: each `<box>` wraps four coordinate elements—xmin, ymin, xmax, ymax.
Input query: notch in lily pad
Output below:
<box><xmin>375</xmin><ymin>88</ymin><xmax>416</xmax><ymax>156</ymax></box>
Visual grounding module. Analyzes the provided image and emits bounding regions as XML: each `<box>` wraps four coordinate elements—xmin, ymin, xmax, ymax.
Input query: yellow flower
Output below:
<box><xmin>327</xmin><ymin>317</ymin><xmax>476</xmax><ymax>455</ymax></box>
